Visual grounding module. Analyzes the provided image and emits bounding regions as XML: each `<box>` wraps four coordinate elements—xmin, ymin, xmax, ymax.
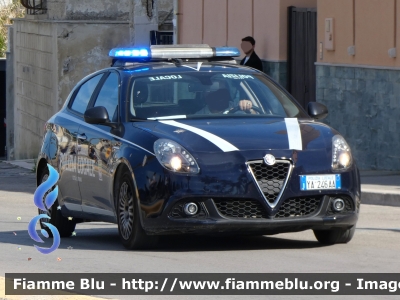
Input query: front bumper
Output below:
<box><xmin>136</xmin><ymin>149</ymin><xmax>361</xmax><ymax>236</ymax></box>
<box><xmin>142</xmin><ymin>195</ymin><xmax>360</xmax><ymax>235</ymax></box>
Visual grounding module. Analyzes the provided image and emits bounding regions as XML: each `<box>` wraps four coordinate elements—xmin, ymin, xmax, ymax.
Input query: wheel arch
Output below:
<box><xmin>36</xmin><ymin>155</ymin><xmax>51</xmax><ymax>187</ymax></box>
<box><xmin>112</xmin><ymin>158</ymin><xmax>145</xmax><ymax>227</ymax></box>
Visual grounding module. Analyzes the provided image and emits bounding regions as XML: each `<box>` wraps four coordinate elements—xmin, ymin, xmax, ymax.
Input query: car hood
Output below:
<box><xmin>133</xmin><ymin>117</ymin><xmax>333</xmax><ymax>153</ymax></box>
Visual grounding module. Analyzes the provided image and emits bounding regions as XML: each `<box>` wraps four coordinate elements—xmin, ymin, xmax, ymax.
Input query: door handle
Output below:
<box><xmin>77</xmin><ymin>133</ymin><xmax>87</xmax><ymax>141</ymax></box>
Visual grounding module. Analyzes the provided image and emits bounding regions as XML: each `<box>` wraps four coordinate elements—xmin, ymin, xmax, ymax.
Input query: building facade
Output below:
<box><xmin>177</xmin><ymin>0</ymin><xmax>317</xmax><ymax>88</ymax></box>
<box><xmin>316</xmin><ymin>0</ymin><xmax>400</xmax><ymax>170</ymax></box>
<box><xmin>7</xmin><ymin>0</ymin><xmax>400</xmax><ymax>170</ymax></box>
<box><xmin>177</xmin><ymin>0</ymin><xmax>400</xmax><ymax>171</ymax></box>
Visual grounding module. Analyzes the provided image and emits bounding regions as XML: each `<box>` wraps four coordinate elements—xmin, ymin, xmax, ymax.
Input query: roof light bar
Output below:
<box><xmin>214</xmin><ymin>47</ymin><xmax>241</xmax><ymax>57</ymax></box>
<box><xmin>109</xmin><ymin>44</ymin><xmax>240</xmax><ymax>60</ymax></box>
<box><xmin>109</xmin><ymin>48</ymin><xmax>150</xmax><ymax>58</ymax></box>
<box><xmin>151</xmin><ymin>45</ymin><xmax>214</xmax><ymax>59</ymax></box>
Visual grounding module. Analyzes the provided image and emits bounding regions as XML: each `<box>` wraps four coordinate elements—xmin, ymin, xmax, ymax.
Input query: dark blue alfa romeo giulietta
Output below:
<box><xmin>36</xmin><ymin>45</ymin><xmax>360</xmax><ymax>249</ymax></box>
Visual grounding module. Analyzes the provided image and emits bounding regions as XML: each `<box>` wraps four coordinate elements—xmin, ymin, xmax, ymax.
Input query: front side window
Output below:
<box><xmin>70</xmin><ymin>74</ymin><xmax>103</xmax><ymax>114</ymax></box>
<box><xmin>93</xmin><ymin>73</ymin><xmax>119</xmax><ymax>122</ymax></box>
<box><xmin>129</xmin><ymin>72</ymin><xmax>306</xmax><ymax>120</ymax></box>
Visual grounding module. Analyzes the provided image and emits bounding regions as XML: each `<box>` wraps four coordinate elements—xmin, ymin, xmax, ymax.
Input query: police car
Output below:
<box><xmin>36</xmin><ymin>45</ymin><xmax>360</xmax><ymax>249</ymax></box>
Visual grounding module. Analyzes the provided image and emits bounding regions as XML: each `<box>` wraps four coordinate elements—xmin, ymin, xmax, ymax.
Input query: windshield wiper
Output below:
<box><xmin>129</xmin><ymin>117</ymin><xmax>149</xmax><ymax>122</ymax></box>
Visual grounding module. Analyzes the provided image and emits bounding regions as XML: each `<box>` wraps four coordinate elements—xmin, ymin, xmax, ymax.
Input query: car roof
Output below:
<box><xmin>112</xmin><ymin>60</ymin><xmax>262</xmax><ymax>75</ymax></box>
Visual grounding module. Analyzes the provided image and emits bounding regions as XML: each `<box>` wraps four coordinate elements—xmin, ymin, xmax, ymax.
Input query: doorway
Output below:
<box><xmin>287</xmin><ymin>7</ymin><xmax>317</xmax><ymax>109</ymax></box>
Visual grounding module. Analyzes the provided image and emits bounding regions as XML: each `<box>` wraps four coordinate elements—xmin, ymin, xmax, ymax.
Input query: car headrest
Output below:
<box><xmin>205</xmin><ymin>89</ymin><xmax>231</xmax><ymax>112</ymax></box>
<box><xmin>133</xmin><ymin>82</ymin><xmax>148</xmax><ymax>105</ymax></box>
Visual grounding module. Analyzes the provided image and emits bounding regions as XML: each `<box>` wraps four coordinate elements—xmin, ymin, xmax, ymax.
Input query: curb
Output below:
<box><xmin>361</xmin><ymin>192</ymin><xmax>400</xmax><ymax>207</ymax></box>
<box><xmin>2</xmin><ymin>160</ymin><xmax>35</xmax><ymax>171</ymax></box>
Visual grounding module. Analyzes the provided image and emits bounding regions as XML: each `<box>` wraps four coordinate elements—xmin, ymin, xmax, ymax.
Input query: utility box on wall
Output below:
<box><xmin>324</xmin><ymin>18</ymin><xmax>334</xmax><ymax>50</ymax></box>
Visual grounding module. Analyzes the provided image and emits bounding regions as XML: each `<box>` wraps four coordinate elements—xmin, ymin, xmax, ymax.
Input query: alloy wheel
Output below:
<box><xmin>119</xmin><ymin>181</ymin><xmax>134</xmax><ymax>240</ymax></box>
<box><xmin>39</xmin><ymin>173</ymin><xmax>52</xmax><ymax>223</ymax></box>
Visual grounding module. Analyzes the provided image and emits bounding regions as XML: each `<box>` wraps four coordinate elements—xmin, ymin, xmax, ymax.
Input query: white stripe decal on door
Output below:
<box><xmin>160</xmin><ymin>120</ymin><xmax>239</xmax><ymax>152</ymax></box>
<box><xmin>285</xmin><ymin>118</ymin><xmax>303</xmax><ymax>150</ymax></box>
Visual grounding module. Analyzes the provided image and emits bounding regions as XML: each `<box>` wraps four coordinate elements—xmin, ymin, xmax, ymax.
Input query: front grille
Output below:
<box><xmin>248</xmin><ymin>160</ymin><xmax>291</xmax><ymax>205</ymax></box>
<box><xmin>214</xmin><ymin>199</ymin><xmax>268</xmax><ymax>219</ymax></box>
<box><xmin>274</xmin><ymin>196</ymin><xmax>322</xmax><ymax>219</ymax></box>
<box><xmin>326</xmin><ymin>197</ymin><xmax>354</xmax><ymax>215</ymax></box>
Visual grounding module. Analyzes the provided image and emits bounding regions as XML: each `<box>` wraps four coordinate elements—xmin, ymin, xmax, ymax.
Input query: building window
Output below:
<box><xmin>20</xmin><ymin>0</ymin><xmax>46</xmax><ymax>15</ymax></box>
<box><xmin>146</xmin><ymin>0</ymin><xmax>154</xmax><ymax>18</ymax></box>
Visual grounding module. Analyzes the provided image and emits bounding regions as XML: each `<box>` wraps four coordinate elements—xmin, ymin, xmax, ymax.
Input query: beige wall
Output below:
<box><xmin>178</xmin><ymin>0</ymin><xmax>203</xmax><ymax>44</ymax></box>
<box><xmin>254</xmin><ymin>0</ymin><xmax>280</xmax><ymax>60</ymax></box>
<box><xmin>203</xmin><ymin>0</ymin><xmax>227</xmax><ymax>47</ymax></box>
<box><xmin>227</xmin><ymin>0</ymin><xmax>253</xmax><ymax>50</ymax></box>
<box><xmin>318</xmin><ymin>0</ymin><xmax>400</xmax><ymax>67</ymax></box>
<box><xmin>178</xmin><ymin>0</ymin><xmax>316</xmax><ymax>61</ymax></box>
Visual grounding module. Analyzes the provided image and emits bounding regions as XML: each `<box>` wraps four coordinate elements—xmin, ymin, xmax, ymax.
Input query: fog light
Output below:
<box><xmin>183</xmin><ymin>202</ymin><xmax>198</xmax><ymax>215</ymax></box>
<box><xmin>332</xmin><ymin>198</ymin><xmax>345</xmax><ymax>212</ymax></box>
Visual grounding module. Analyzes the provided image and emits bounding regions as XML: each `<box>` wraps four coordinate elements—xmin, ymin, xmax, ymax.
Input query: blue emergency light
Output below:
<box><xmin>214</xmin><ymin>47</ymin><xmax>241</xmax><ymax>57</ymax></box>
<box><xmin>110</xmin><ymin>48</ymin><xmax>150</xmax><ymax>58</ymax></box>
<box><xmin>109</xmin><ymin>45</ymin><xmax>240</xmax><ymax>60</ymax></box>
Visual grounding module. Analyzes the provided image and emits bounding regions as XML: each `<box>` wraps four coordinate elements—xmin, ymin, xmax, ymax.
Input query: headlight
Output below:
<box><xmin>332</xmin><ymin>135</ymin><xmax>352</xmax><ymax>170</ymax></box>
<box><xmin>154</xmin><ymin>139</ymin><xmax>200</xmax><ymax>174</ymax></box>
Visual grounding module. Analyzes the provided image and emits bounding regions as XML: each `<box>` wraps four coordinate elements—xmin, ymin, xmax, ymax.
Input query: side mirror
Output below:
<box><xmin>84</xmin><ymin>106</ymin><xmax>109</xmax><ymax>124</ymax></box>
<box><xmin>84</xmin><ymin>106</ymin><xmax>118</xmax><ymax>129</ymax></box>
<box><xmin>308</xmin><ymin>102</ymin><xmax>328</xmax><ymax>120</ymax></box>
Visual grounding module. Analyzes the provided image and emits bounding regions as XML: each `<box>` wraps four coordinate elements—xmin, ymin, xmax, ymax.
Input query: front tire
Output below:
<box><xmin>115</xmin><ymin>168</ymin><xmax>158</xmax><ymax>250</ymax></box>
<box><xmin>313</xmin><ymin>226</ymin><xmax>356</xmax><ymax>245</ymax></box>
<box><xmin>38</xmin><ymin>166</ymin><xmax>76</xmax><ymax>237</ymax></box>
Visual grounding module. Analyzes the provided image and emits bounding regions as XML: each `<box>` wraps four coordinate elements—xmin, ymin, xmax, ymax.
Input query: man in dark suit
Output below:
<box><xmin>240</xmin><ymin>36</ymin><xmax>263</xmax><ymax>72</ymax></box>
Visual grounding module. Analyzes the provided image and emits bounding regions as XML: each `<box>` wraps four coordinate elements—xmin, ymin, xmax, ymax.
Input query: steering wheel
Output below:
<box><xmin>227</xmin><ymin>105</ymin><xmax>265</xmax><ymax>115</ymax></box>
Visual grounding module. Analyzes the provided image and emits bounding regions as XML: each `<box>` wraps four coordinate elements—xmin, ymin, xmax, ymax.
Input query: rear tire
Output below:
<box><xmin>313</xmin><ymin>226</ymin><xmax>356</xmax><ymax>245</ymax></box>
<box><xmin>115</xmin><ymin>168</ymin><xmax>158</xmax><ymax>250</ymax></box>
<box><xmin>38</xmin><ymin>166</ymin><xmax>76</xmax><ymax>238</ymax></box>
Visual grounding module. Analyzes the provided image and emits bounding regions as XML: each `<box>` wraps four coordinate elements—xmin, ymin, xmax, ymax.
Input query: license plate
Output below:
<box><xmin>300</xmin><ymin>174</ymin><xmax>341</xmax><ymax>191</ymax></box>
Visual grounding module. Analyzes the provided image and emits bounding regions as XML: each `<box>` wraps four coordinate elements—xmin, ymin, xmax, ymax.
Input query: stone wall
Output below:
<box><xmin>235</xmin><ymin>59</ymin><xmax>288</xmax><ymax>89</ymax></box>
<box><xmin>47</xmin><ymin>0</ymin><xmax>131</xmax><ymax>20</ymax></box>
<box><xmin>263</xmin><ymin>61</ymin><xmax>287</xmax><ymax>89</ymax></box>
<box><xmin>316</xmin><ymin>64</ymin><xmax>400</xmax><ymax>171</ymax></box>
<box><xmin>6</xmin><ymin>26</ymin><xmax>14</xmax><ymax>160</ymax></box>
<box><xmin>12</xmin><ymin>20</ymin><xmax>56</xmax><ymax>159</ymax></box>
<box><xmin>10</xmin><ymin>19</ymin><xmax>130</xmax><ymax>159</ymax></box>
<box><xmin>157</xmin><ymin>0</ymin><xmax>173</xmax><ymax>31</ymax></box>
<box><xmin>56</xmin><ymin>21</ymin><xmax>130</xmax><ymax>109</ymax></box>
<box><xmin>8</xmin><ymin>0</ymin><xmax>172</xmax><ymax>160</ymax></box>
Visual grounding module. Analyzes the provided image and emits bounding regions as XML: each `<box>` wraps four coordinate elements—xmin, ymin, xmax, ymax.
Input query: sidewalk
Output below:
<box><xmin>359</xmin><ymin>171</ymin><xmax>400</xmax><ymax>207</ymax></box>
<box><xmin>3</xmin><ymin>159</ymin><xmax>400</xmax><ymax>207</ymax></box>
<box><xmin>3</xmin><ymin>159</ymin><xmax>36</xmax><ymax>171</ymax></box>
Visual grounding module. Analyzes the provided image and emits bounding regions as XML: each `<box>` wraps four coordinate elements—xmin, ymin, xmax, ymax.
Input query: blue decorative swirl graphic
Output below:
<box><xmin>28</xmin><ymin>164</ymin><xmax>61</xmax><ymax>254</ymax></box>
<box><xmin>33</xmin><ymin>164</ymin><xmax>59</xmax><ymax>211</ymax></box>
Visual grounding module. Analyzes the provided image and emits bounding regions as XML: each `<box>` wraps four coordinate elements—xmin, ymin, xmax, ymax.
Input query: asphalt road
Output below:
<box><xmin>0</xmin><ymin>161</ymin><xmax>399</xmax><ymax>300</ymax></box>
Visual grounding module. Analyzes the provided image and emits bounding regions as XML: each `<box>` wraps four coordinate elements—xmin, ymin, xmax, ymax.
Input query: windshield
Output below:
<box><xmin>129</xmin><ymin>72</ymin><xmax>307</xmax><ymax>120</ymax></box>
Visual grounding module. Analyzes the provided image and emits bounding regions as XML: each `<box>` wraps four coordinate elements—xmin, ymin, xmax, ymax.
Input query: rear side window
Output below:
<box><xmin>93</xmin><ymin>73</ymin><xmax>119</xmax><ymax>122</ymax></box>
<box><xmin>70</xmin><ymin>74</ymin><xmax>103</xmax><ymax>114</ymax></box>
